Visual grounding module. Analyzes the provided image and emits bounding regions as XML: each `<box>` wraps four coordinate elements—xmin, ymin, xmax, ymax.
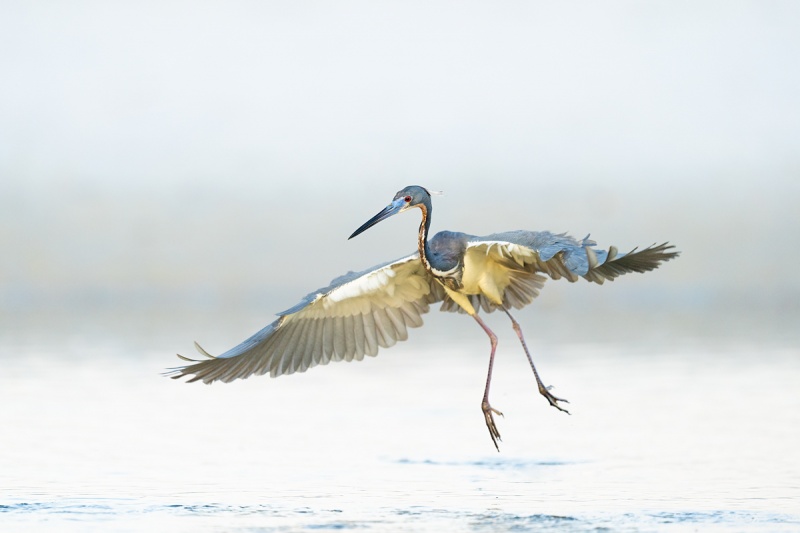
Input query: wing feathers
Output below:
<box><xmin>301</xmin><ymin>318</ymin><xmax>320</xmax><ymax>373</ymax></box>
<box><xmin>400</xmin><ymin>301</ymin><xmax>425</xmax><ymax>327</ymax></box>
<box><xmin>373</xmin><ymin>308</ymin><xmax>392</xmax><ymax>348</ymax></box>
<box><xmin>583</xmin><ymin>243</ymin><xmax>678</xmax><ymax>284</ymax></box>
<box><xmin>436</xmin><ymin>233</ymin><xmax>677</xmax><ymax>314</ymax></box>
<box><xmin>362</xmin><ymin>311</ymin><xmax>379</xmax><ymax>357</ymax></box>
<box><xmin>332</xmin><ymin>315</ymin><xmax>346</xmax><ymax>362</ymax></box>
<box><xmin>353</xmin><ymin>313</ymin><xmax>366</xmax><ymax>361</ymax></box>
<box><xmin>169</xmin><ymin>255</ymin><xmax>437</xmax><ymax>383</ymax></box>
<box><xmin>321</xmin><ymin>316</ymin><xmax>334</xmax><ymax>361</ymax></box>
<box><xmin>343</xmin><ymin>315</ymin><xmax>356</xmax><ymax>362</ymax></box>
<box><xmin>387</xmin><ymin>307</ymin><xmax>409</xmax><ymax>341</ymax></box>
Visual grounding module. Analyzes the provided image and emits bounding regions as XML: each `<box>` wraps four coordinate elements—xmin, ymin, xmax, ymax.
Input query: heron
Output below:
<box><xmin>169</xmin><ymin>185</ymin><xmax>678</xmax><ymax>450</ymax></box>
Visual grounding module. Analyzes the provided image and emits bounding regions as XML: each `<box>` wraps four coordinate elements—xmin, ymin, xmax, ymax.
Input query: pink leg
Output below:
<box><xmin>472</xmin><ymin>313</ymin><xmax>504</xmax><ymax>451</ymax></box>
<box><xmin>503</xmin><ymin>308</ymin><xmax>570</xmax><ymax>414</ymax></box>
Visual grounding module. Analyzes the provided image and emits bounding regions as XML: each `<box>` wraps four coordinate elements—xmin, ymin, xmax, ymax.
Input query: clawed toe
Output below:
<box><xmin>539</xmin><ymin>385</ymin><xmax>570</xmax><ymax>414</ymax></box>
<box><xmin>481</xmin><ymin>401</ymin><xmax>504</xmax><ymax>451</ymax></box>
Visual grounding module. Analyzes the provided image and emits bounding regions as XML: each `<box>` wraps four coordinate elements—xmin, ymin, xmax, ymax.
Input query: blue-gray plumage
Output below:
<box><xmin>169</xmin><ymin>185</ymin><xmax>679</xmax><ymax>450</ymax></box>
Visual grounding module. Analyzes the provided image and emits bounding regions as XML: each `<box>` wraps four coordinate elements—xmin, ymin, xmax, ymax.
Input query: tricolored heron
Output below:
<box><xmin>170</xmin><ymin>185</ymin><xmax>678</xmax><ymax>450</ymax></box>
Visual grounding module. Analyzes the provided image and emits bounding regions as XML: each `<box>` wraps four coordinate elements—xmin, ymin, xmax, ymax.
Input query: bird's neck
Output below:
<box><xmin>416</xmin><ymin>203</ymin><xmax>434</xmax><ymax>274</ymax></box>
<box><xmin>416</xmin><ymin>201</ymin><xmax>463</xmax><ymax>289</ymax></box>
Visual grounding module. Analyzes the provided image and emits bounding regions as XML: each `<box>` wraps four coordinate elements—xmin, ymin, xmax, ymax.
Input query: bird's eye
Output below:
<box><xmin>404</xmin><ymin>196</ymin><xmax>412</xmax><ymax>203</ymax></box>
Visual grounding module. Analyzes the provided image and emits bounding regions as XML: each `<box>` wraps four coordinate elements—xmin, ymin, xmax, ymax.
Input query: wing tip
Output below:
<box><xmin>165</xmin><ymin>342</ymin><xmax>219</xmax><ymax>382</ymax></box>
<box><xmin>194</xmin><ymin>341</ymin><xmax>216</xmax><ymax>358</ymax></box>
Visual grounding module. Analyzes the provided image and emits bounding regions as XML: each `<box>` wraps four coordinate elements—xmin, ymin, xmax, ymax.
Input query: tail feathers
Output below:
<box><xmin>583</xmin><ymin>242</ymin><xmax>679</xmax><ymax>284</ymax></box>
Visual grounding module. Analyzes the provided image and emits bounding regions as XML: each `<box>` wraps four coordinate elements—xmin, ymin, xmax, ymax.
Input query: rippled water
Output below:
<box><xmin>1</xmin><ymin>339</ymin><xmax>798</xmax><ymax>532</ymax></box>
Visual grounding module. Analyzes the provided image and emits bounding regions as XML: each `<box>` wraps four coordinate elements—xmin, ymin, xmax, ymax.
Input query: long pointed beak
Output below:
<box><xmin>349</xmin><ymin>198</ymin><xmax>406</xmax><ymax>240</ymax></box>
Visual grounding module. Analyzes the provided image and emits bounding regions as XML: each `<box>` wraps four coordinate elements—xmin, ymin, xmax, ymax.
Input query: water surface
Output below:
<box><xmin>1</xmin><ymin>340</ymin><xmax>798</xmax><ymax>532</ymax></box>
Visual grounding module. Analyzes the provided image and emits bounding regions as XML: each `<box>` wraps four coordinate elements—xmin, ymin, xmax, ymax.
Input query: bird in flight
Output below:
<box><xmin>169</xmin><ymin>185</ymin><xmax>678</xmax><ymax>450</ymax></box>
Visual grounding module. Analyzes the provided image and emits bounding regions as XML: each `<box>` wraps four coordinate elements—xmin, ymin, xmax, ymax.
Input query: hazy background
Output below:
<box><xmin>2</xmin><ymin>3</ymin><xmax>800</xmax><ymax>531</ymax></box>
<box><xmin>1</xmin><ymin>1</ymin><xmax>799</xmax><ymax>351</ymax></box>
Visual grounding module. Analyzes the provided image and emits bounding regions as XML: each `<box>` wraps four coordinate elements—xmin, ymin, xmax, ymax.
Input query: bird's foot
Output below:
<box><xmin>538</xmin><ymin>384</ymin><xmax>570</xmax><ymax>414</ymax></box>
<box><xmin>481</xmin><ymin>400</ymin><xmax>504</xmax><ymax>452</ymax></box>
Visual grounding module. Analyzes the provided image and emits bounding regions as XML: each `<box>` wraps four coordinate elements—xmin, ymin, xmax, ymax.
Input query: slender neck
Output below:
<box><xmin>416</xmin><ymin>199</ymin><xmax>434</xmax><ymax>273</ymax></box>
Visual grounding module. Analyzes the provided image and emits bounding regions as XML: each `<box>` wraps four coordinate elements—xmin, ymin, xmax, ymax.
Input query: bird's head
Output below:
<box><xmin>349</xmin><ymin>185</ymin><xmax>433</xmax><ymax>239</ymax></box>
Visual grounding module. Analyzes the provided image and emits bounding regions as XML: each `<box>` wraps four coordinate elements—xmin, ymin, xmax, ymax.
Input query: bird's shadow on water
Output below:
<box><xmin>392</xmin><ymin>457</ymin><xmax>577</xmax><ymax>470</ymax></box>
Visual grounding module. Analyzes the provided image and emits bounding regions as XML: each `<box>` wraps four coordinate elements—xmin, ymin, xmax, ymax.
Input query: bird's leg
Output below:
<box><xmin>471</xmin><ymin>313</ymin><xmax>503</xmax><ymax>451</ymax></box>
<box><xmin>502</xmin><ymin>307</ymin><xmax>570</xmax><ymax>414</ymax></box>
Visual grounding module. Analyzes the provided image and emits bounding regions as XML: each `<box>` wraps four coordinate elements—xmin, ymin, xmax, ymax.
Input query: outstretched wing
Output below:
<box><xmin>168</xmin><ymin>254</ymin><xmax>443</xmax><ymax>384</ymax></box>
<box><xmin>440</xmin><ymin>230</ymin><xmax>678</xmax><ymax>313</ymax></box>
